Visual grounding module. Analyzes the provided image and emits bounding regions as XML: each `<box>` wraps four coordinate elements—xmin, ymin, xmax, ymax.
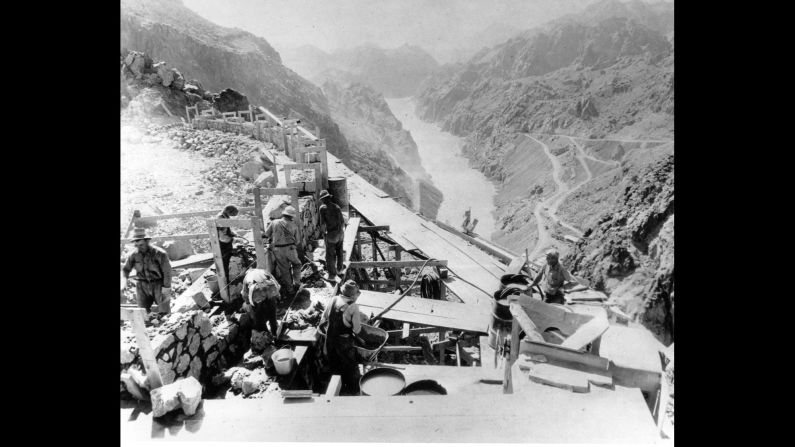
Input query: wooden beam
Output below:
<box><xmin>213</xmin><ymin>218</ymin><xmax>256</xmax><ymax>229</ymax></box>
<box><xmin>401</xmin><ymin>323</ymin><xmax>410</xmax><ymax>339</ymax></box>
<box><xmin>255</xmin><ymin>187</ymin><xmax>301</xmax><ymax>196</ymax></box>
<box><xmin>358</xmin><ymin>225</ymin><xmax>390</xmax><ymax>232</ymax></box>
<box><xmin>253</xmin><ymin>187</ymin><xmax>263</xmax><ymax>224</ymax></box>
<box><xmin>387</xmin><ymin>326</ymin><xmax>441</xmax><ymax>338</ymax></box>
<box><xmin>137</xmin><ymin>207</ymin><xmax>255</xmax><ymax>222</ymax></box>
<box><xmin>348</xmin><ymin>260</ymin><xmax>447</xmax><ymax>269</ymax></box>
<box><xmin>124</xmin><ymin>307</ymin><xmax>164</xmax><ymax>389</ymax></box>
<box><xmin>120</xmin><ymin>233</ymin><xmax>209</xmax><ymax>244</ymax></box>
<box><xmin>381</xmin><ymin>346</ymin><xmax>422</xmax><ymax>352</ymax></box>
<box><xmin>560</xmin><ymin>316</ymin><xmax>610</xmax><ymax>351</ymax></box>
<box><xmin>357</xmin><ymin>290</ymin><xmax>489</xmax><ymax>334</ymax></box>
<box><xmin>206</xmin><ymin>220</ymin><xmax>230</xmax><ymax>302</ymax></box>
<box><xmin>325</xmin><ymin>375</ymin><xmax>342</xmax><ymax>397</ymax></box>
<box><xmin>250</xmin><ymin>217</ymin><xmax>267</xmax><ymax>270</ymax></box>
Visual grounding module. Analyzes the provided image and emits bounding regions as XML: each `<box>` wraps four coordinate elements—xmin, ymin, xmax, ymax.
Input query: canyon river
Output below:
<box><xmin>386</xmin><ymin>97</ymin><xmax>497</xmax><ymax>239</ymax></box>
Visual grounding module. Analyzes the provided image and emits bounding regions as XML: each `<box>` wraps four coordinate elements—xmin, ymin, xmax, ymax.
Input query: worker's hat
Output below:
<box><xmin>282</xmin><ymin>206</ymin><xmax>297</xmax><ymax>218</ymax></box>
<box><xmin>130</xmin><ymin>227</ymin><xmax>151</xmax><ymax>241</ymax></box>
<box><xmin>340</xmin><ymin>280</ymin><xmax>360</xmax><ymax>299</ymax></box>
<box><xmin>545</xmin><ymin>248</ymin><xmax>560</xmax><ymax>259</ymax></box>
<box><xmin>318</xmin><ymin>190</ymin><xmax>332</xmax><ymax>200</ymax></box>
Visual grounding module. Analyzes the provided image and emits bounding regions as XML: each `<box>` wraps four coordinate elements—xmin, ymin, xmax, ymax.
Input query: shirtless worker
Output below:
<box><xmin>530</xmin><ymin>248</ymin><xmax>578</xmax><ymax>304</ymax></box>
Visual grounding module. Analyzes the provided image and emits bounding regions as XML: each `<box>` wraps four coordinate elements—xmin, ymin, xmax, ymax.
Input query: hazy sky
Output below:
<box><xmin>184</xmin><ymin>0</ymin><xmax>600</xmax><ymax>60</ymax></box>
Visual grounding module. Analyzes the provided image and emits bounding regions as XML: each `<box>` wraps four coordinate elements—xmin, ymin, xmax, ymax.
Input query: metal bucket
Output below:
<box><xmin>328</xmin><ymin>177</ymin><xmax>349</xmax><ymax>213</ymax></box>
<box><xmin>354</xmin><ymin>324</ymin><xmax>388</xmax><ymax>361</ymax></box>
<box><xmin>206</xmin><ymin>275</ymin><xmax>220</xmax><ymax>294</ymax></box>
<box><xmin>359</xmin><ymin>367</ymin><xmax>406</xmax><ymax>396</ymax></box>
<box><xmin>401</xmin><ymin>380</ymin><xmax>447</xmax><ymax>396</ymax></box>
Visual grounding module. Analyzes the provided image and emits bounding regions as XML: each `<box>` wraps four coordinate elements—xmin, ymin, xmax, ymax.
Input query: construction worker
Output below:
<box><xmin>216</xmin><ymin>205</ymin><xmax>244</xmax><ymax>286</ymax></box>
<box><xmin>531</xmin><ymin>248</ymin><xmax>577</xmax><ymax>304</ymax></box>
<box><xmin>323</xmin><ymin>280</ymin><xmax>367</xmax><ymax>394</ymax></box>
<box><xmin>264</xmin><ymin>205</ymin><xmax>302</xmax><ymax>299</ymax></box>
<box><xmin>122</xmin><ymin>228</ymin><xmax>173</xmax><ymax>314</ymax></box>
<box><xmin>317</xmin><ymin>189</ymin><xmax>345</xmax><ymax>279</ymax></box>
<box><xmin>242</xmin><ymin>268</ymin><xmax>281</xmax><ymax>336</ymax></box>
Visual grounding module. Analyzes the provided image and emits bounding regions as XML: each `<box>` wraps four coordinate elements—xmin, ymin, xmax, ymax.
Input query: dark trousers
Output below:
<box><xmin>220</xmin><ymin>241</ymin><xmax>233</xmax><ymax>283</ymax></box>
<box><xmin>136</xmin><ymin>279</ymin><xmax>169</xmax><ymax>313</ymax></box>
<box><xmin>328</xmin><ymin>336</ymin><xmax>361</xmax><ymax>394</ymax></box>
<box><xmin>325</xmin><ymin>235</ymin><xmax>344</xmax><ymax>277</ymax></box>
<box><xmin>249</xmin><ymin>298</ymin><xmax>279</xmax><ymax>335</ymax></box>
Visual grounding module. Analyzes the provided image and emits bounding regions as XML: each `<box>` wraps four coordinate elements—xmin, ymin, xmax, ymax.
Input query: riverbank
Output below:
<box><xmin>386</xmin><ymin>97</ymin><xmax>497</xmax><ymax>239</ymax></box>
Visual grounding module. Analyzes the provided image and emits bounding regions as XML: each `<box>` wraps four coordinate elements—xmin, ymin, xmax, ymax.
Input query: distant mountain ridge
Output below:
<box><xmin>281</xmin><ymin>43</ymin><xmax>440</xmax><ymax>98</ymax></box>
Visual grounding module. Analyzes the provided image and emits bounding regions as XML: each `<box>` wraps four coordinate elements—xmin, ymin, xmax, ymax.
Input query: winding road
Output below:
<box><xmin>524</xmin><ymin>133</ymin><xmax>671</xmax><ymax>260</ymax></box>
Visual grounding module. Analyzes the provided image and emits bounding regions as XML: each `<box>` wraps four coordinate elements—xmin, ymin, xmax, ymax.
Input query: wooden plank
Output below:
<box><xmin>120</xmin><ymin>233</ymin><xmax>210</xmax><ymax>244</ymax></box>
<box><xmin>381</xmin><ymin>346</ymin><xmax>422</xmax><ymax>352</ymax></box>
<box><xmin>434</xmin><ymin>219</ymin><xmax>517</xmax><ymax>264</ymax></box>
<box><xmin>137</xmin><ymin>207</ymin><xmax>256</xmax><ymax>222</ymax></box>
<box><xmin>506</xmin><ymin>253</ymin><xmax>527</xmax><ymax>275</ymax></box>
<box><xmin>128</xmin><ymin>308</ymin><xmax>164</xmax><ymax>389</ymax></box>
<box><xmin>206</xmin><ymin>220</ymin><xmax>230</xmax><ymax>302</ymax></box>
<box><xmin>171</xmin><ymin>253</ymin><xmax>214</xmax><ymax>269</ymax></box>
<box><xmin>359</xmin><ymin>225</ymin><xmax>390</xmax><ymax>232</ymax></box>
<box><xmin>325</xmin><ymin>375</ymin><xmax>342</xmax><ymax>397</ymax></box>
<box><xmin>253</xmin><ymin>187</ymin><xmax>263</xmax><ymax>226</ymax></box>
<box><xmin>348</xmin><ymin>260</ymin><xmax>447</xmax><ymax>269</ymax></box>
<box><xmin>356</xmin><ymin>290</ymin><xmax>490</xmax><ymax>334</ymax></box>
<box><xmin>213</xmin><ymin>218</ymin><xmax>255</xmax><ymax>229</ymax></box>
<box><xmin>401</xmin><ymin>322</ymin><xmax>410</xmax><ymax>339</ymax></box>
<box><xmin>387</xmin><ymin>326</ymin><xmax>439</xmax><ymax>338</ymax></box>
<box><xmin>121</xmin><ymin>389</ymin><xmax>659</xmax><ymax>443</ymax></box>
<box><xmin>256</xmin><ymin>187</ymin><xmax>301</xmax><ymax>196</ymax></box>
<box><xmin>514</xmin><ymin>294</ymin><xmax>594</xmax><ymax>336</ymax></box>
<box><xmin>560</xmin><ymin>315</ymin><xmax>609</xmax><ymax>351</ymax></box>
<box><xmin>520</xmin><ymin>341</ymin><xmax>610</xmax><ymax>372</ymax></box>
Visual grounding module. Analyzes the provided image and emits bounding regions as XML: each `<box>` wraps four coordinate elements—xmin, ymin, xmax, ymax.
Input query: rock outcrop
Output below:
<box><xmin>565</xmin><ymin>154</ymin><xmax>674</xmax><ymax>343</ymax></box>
<box><xmin>120</xmin><ymin>0</ymin><xmax>350</xmax><ymax>161</ymax></box>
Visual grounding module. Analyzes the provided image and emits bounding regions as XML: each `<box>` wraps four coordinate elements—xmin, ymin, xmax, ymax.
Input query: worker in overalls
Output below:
<box><xmin>531</xmin><ymin>248</ymin><xmax>577</xmax><ymax>304</ymax></box>
<box><xmin>264</xmin><ymin>205</ymin><xmax>302</xmax><ymax>300</ymax></box>
<box><xmin>242</xmin><ymin>268</ymin><xmax>281</xmax><ymax>336</ymax></box>
<box><xmin>122</xmin><ymin>228</ymin><xmax>173</xmax><ymax>314</ymax></box>
<box><xmin>323</xmin><ymin>280</ymin><xmax>366</xmax><ymax>394</ymax></box>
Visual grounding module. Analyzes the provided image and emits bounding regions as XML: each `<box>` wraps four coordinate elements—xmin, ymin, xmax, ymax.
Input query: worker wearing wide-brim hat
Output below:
<box><xmin>122</xmin><ymin>227</ymin><xmax>174</xmax><ymax>314</ymax></box>
<box><xmin>264</xmin><ymin>205</ymin><xmax>302</xmax><ymax>300</ymax></box>
<box><xmin>323</xmin><ymin>280</ymin><xmax>367</xmax><ymax>394</ymax></box>
<box><xmin>530</xmin><ymin>248</ymin><xmax>577</xmax><ymax>304</ymax></box>
<box><xmin>317</xmin><ymin>189</ymin><xmax>345</xmax><ymax>280</ymax></box>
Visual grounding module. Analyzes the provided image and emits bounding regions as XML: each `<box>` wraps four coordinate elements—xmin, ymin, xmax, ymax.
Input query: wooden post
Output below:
<box><xmin>325</xmin><ymin>375</ymin><xmax>342</xmax><ymax>397</ymax></box>
<box><xmin>125</xmin><ymin>308</ymin><xmax>164</xmax><ymax>389</ymax></box>
<box><xmin>371</xmin><ymin>233</ymin><xmax>378</xmax><ymax>280</ymax></box>
<box><xmin>393</xmin><ymin>246</ymin><xmax>402</xmax><ymax>291</ymax></box>
<box><xmin>206</xmin><ymin>220</ymin><xmax>230</xmax><ymax>302</ymax></box>
<box><xmin>250</xmin><ymin>216</ymin><xmax>267</xmax><ymax>270</ymax></box>
<box><xmin>504</xmin><ymin>318</ymin><xmax>520</xmax><ymax>394</ymax></box>
<box><xmin>254</xmin><ymin>187</ymin><xmax>263</xmax><ymax>223</ymax></box>
<box><xmin>438</xmin><ymin>330</ymin><xmax>446</xmax><ymax>364</ymax></box>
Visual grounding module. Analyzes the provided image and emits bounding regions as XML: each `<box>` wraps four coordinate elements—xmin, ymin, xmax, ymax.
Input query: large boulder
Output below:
<box><xmin>171</xmin><ymin>69</ymin><xmax>185</xmax><ymax>90</ymax></box>
<box><xmin>240</xmin><ymin>158</ymin><xmax>266</xmax><ymax>181</ymax></box>
<box><xmin>123</xmin><ymin>51</ymin><xmax>152</xmax><ymax>78</ymax></box>
<box><xmin>254</xmin><ymin>170</ymin><xmax>275</xmax><ymax>188</ymax></box>
<box><xmin>160</xmin><ymin>239</ymin><xmax>195</xmax><ymax>261</ymax></box>
<box><xmin>150</xmin><ymin>376</ymin><xmax>203</xmax><ymax>417</ymax></box>
<box><xmin>155</xmin><ymin>62</ymin><xmax>175</xmax><ymax>87</ymax></box>
<box><xmin>213</xmin><ymin>88</ymin><xmax>250</xmax><ymax>113</ymax></box>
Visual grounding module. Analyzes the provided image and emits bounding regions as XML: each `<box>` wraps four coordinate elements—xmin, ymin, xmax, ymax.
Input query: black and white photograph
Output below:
<box><xmin>119</xmin><ymin>0</ymin><xmax>675</xmax><ymax>443</ymax></box>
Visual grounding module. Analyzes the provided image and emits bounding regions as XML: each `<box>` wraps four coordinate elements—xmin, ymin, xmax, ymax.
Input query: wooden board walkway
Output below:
<box><xmin>120</xmin><ymin>385</ymin><xmax>658</xmax><ymax>443</ymax></box>
<box><xmin>327</xmin><ymin>152</ymin><xmax>501</xmax><ymax>310</ymax></box>
<box><xmin>356</xmin><ymin>290</ymin><xmax>490</xmax><ymax>334</ymax></box>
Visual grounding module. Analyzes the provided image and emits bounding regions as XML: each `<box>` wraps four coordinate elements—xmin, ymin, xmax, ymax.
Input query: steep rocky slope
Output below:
<box><xmin>565</xmin><ymin>152</ymin><xmax>674</xmax><ymax>343</ymax></box>
<box><xmin>415</xmin><ymin>0</ymin><xmax>674</xmax><ymax>341</ymax></box>
<box><xmin>120</xmin><ymin>0</ymin><xmax>350</xmax><ymax>161</ymax></box>
<box><xmin>321</xmin><ymin>79</ymin><xmax>442</xmax><ymax>214</ymax></box>
<box><xmin>281</xmin><ymin>43</ymin><xmax>440</xmax><ymax>98</ymax></box>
